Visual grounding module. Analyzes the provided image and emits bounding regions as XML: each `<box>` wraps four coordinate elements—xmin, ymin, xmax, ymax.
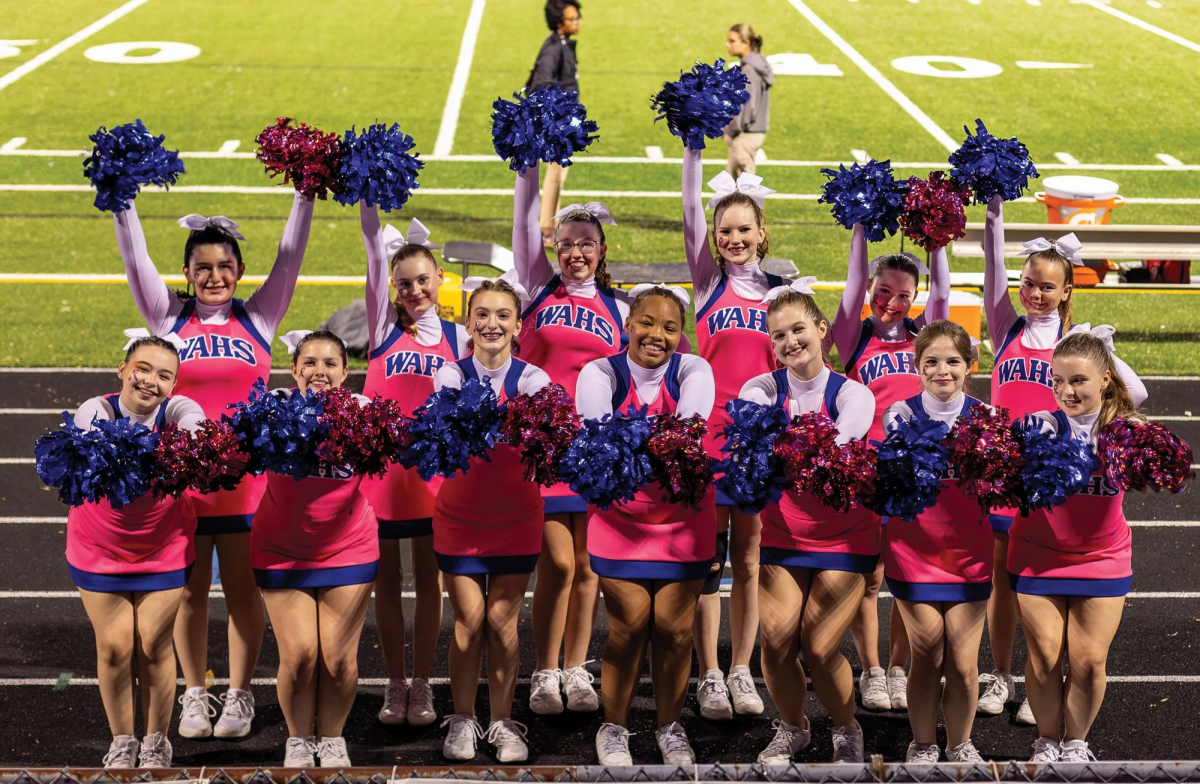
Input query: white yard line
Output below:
<box><xmin>1078</xmin><ymin>0</ymin><xmax>1200</xmax><ymax>54</ymax></box>
<box><xmin>433</xmin><ymin>0</ymin><xmax>486</xmax><ymax>157</ymax></box>
<box><xmin>0</xmin><ymin>0</ymin><xmax>152</xmax><ymax>93</ymax></box>
<box><xmin>0</xmin><ymin>458</ymin><xmax>32</xmax><ymax>465</ymax></box>
<box><xmin>1</xmin><ymin>137</ymin><xmax>27</xmax><ymax>150</ymax></box>
<box><xmin>784</xmin><ymin>0</ymin><xmax>959</xmax><ymax>152</ymax></box>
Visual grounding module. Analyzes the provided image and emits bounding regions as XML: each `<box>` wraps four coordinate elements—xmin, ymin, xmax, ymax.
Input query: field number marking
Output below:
<box><xmin>83</xmin><ymin>41</ymin><xmax>199</xmax><ymax>64</ymax></box>
<box><xmin>891</xmin><ymin>55</ymin><xmax>1002</xmax><ymax>79</ymax></box>
<box><xmin>0</xmin><ymin>40</ymin><xmax>39</xmax><ymax>59</ymax></box>
<box><xmin>767</xmin><ymin>53</ymin><xmax>842</xmax><ymax>77</ymax></box>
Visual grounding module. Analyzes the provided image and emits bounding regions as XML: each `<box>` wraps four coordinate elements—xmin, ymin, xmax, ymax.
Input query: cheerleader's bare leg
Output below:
<box><xmin>80</xmin><ymin>589</ymin><xmax>137</xmax><ymax>736</ymax></box>
<box><xmin>563</xmin><ymin>516</ymin><xmax>599</xmax><ymax>669</ymax></box>
<box><xmin>895</xmin><ymin>600</ymin><xmax>947</xmax><ymax>745</ymax></box>
<box><xmin>446</xmin><ymin>574</ymin><xmax>488</xmax><ymax>716</ymax></box>
<box><xmin>598</xmin><ymin>577</ymin><xmax>652</xmax><ymax>727</ymax></box>
<box><xmin>940</xmin><ymin>600</ymin><xmax>988</xmax><ymax>748</ymax></box>
<box><xmin>410</xmin><ymin>535</ymin><xmax>444</xmax><ymax>680</ymax></box>
<box><xmin>133</xmin><ymin>587</ymin><xmax>187</xmax><ymax>734</ymax></box>
<box><xmin>374</xmin><ymin>540</ymin><xmax>408</xmax><ymax>679</ymax></box>
<box><xmin>850</xmin><ymin>558</ymin><xmax>884</xmax><ymax>671</ymax></box>
<box><xmin>262</xmin><ymin>588</ymin><xmax>320</xmax><ymax>737</ymax></box>
<box><xmin>801</xmin><ymin>570</ymin><xmax>866</xmax><ymax>727</ymax></box>
<box><xmin>727</xmin><ymin>508</ymin><xmax>762</xmax><ymax>668</ymax></box>
<box><xmin>759</xmin><ymin>564</ymin><xmax>810</xmax><ymax>728</ymax></box>
<box><xmin>533</xmin><ymin>515</ymin><xmax>576</xmax><ymax>670</ymax></box>
<box><xmin>1063</xmin><ymin>596</ymin><xmax>1125</xmax><ymax>742</ymax></box>
<box><xmin>214</xmin><ymin>532</ymin><xmax>265</xmax><ymax>691</ymax></box>
<box><xmin>889</xmin><ymin>601</ymin><xmax>910</xmax><ymax>669</ymax></box>
<box><xmin>484</xmin><ymin>573</ymin><xmax>532</xmax><ymax>721</ymax></box>
<box><xmin>315</xmin><ymin>581</ymin><xmax>373</xmax><ymax>737</ymax></box>
<box><xmin>174</xmin><ymin>535</ymin><xmax>214</xmax><ymax>689</ymax></box>
<box><xmin>649</xmin><ymin>579</ymin><xmax>704</xmax><ymax>726</ymax></box>
<box><xmin>1017</xmin><ymin>594</ymin><xmax>1068</xmax><ymax>741</ymax></box>
<box><xmin>987</xmin><ymin>533</ymin><xmax>1018</xmax><ymax>675</ymax></box>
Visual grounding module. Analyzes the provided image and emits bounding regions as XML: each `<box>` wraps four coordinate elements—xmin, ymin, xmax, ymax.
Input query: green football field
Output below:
<box><xmin>2</xmin><ymin>0</ymin><xmax>1199</xmax><ymax>371</ymax></box>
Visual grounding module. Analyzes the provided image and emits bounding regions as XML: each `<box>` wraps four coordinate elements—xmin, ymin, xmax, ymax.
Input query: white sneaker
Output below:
<box><xmin>284</xmin><ymin>736</ymin><xmax>317</xmax><ymax>767</ymax></box>
<box><xmin>529</xmin><ymin>669</ymin><xmax>564</xmax><ymax>715</ymax></box>
<box><xmin>905</xmin><ymin>741</ymin><xmax>941</xmax><ymax>763</ymax></box>
<box><xmin>137</xmin><ymin>732</ymin><xmax>173</xmax><ymax>768</ymax></box>
<box><xmin>317</xmin><ymin>736</ymin><xmax>352</xmax><ymax>768</ymax></box>
<box><xmin>441</xmin><ymin>714</ymin><xmax>483</xmax><ymax>761</ymax></box>
<box><xmin>485</xmin><ymin>718</ymin><xmax>529</xmax><ymax>763</ymax></box>
<box><xmin>176</xmin><ymin>686</ymin><xmax>219</xmax><ymax>739</ymax></box>
<box><xmin>379</xmin><ymin>679</ymin><xmax>409</xmax><ymax>725</ymax></box>
<box><xmin>1029</xmin><ymin>737</ymin><xmax>1061</xmax><ymax>763</ymax></box>
<box><xmin>102</xmin><ymin>735</ymin><xmax>139</xmax><ymax>768</ymax></box>
<box><xmin>408</xmin><ymin>677</ymin><xmax>437</xmax><ymax>726</ymax></box>
<box><xmin>947</xmin><ymin>740</ymin><xmax>985</xmax><ymax>763</ymax></box>
<box><xmin>214</xmin><ymin>688</ymin><xmax>255</xmax><ymax>738</ymax></box>
<box><xmin>1060</xmin><ymin>739</ymin><xmax>1097</xmax><ymax>762</ymax></box>
<box><xmin>1016</xmin><ymin>697</ymin><xmax>1036</xmax><ymax>725</ymax></box>
<box><xmin>886</xmin><ymin>667</ymin><xmax>908</xmax><ymax>711</ymax></box>
<box><xmin>656</xmin><ymin>721</ymin><xmax>695</xmax><ymax>765</ymax></box>
<box><xmin>696</xmin><ymin>669</ymin><xmax>733</xmax><ymax>720</ymax></box>
<box><xmin>757</xmin><ymin>718</ymin><xmax>811</xmax><ymax>765</ymax></box>
<box><xmin>727</xmin><ymin>666</ymin><xmax>764</xmax><ymax>715</ymax></box>
<box><xmin>977</xmin><ymin>672</ymin><xmax>1016</xmax><ymax>716</ymax></box>
<box><xmin>832</xmin><ymin>723</ymin><xmax>865</xmax><ymax>763</ymax></box>
<box><xmin>596</xmin><ymin>723</ymin><xmax>634</xmax><ymax>766</ymax></box>
<box><xmin>563</xmin><ymin>663</ymin><xmax>600</xmax><ymax>712</ymax></box>
<box><xmin>859</xmin><ymin>667</ymin><xmax>891</xmax><ymax>711</ymax></box>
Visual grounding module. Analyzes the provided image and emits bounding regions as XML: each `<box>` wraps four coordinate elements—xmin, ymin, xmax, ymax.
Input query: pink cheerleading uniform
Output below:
<box><xmin>1008</xmin><ymin>411</ymin><xmax>1132</xmax><ymax>598</ymax></box>
<box><xmin>844</xmin><ymin>319</ymin><xmax>921</xmax><ymax>447</ymax></box>
<box><xmin>585</xmin><ymin>352</ymin><xmax>717</xmax><ymax>581</ymax></box>
<box><xmin>755</xmin><ymin>369</ymin><xmax>880</xmax><ymax>573</ymax></box>
<box><xmin>362</xmin><ymin>319</ymin><xmax>461</xmax><ymax>538</ymax></box>
<box><xmin>250</xmin><ymin>393</ymin><xmax>379</xmax><ymax>589</ymax></box>
<box><xmin>66</xmin><ymin>395</ymin><xmax>197</xmax><ymax>593</ymax></box>
<box><xmin>432</xmin><ymin>358</ymin><xmax>547</xmax><ymax>575</ymax></box>
<box><xmin>883</xmin><ymin>394</ymin><xmax>994</xmax><ymax>603</ymax></box>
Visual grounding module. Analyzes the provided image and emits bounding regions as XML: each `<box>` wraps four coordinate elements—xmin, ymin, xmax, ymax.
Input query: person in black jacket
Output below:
<box><xmin>528</xmin><ymin>0</ymin><xmax>582</xmax><ymax>244</ymax></box>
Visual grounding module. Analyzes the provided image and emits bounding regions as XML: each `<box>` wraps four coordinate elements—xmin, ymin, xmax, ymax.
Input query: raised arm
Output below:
<box><xmin>683</xmin><ymin>147</ymin><xmax>723</xmax><ymax>310</ymax></box>
<box><xmin>113</xmin><ymin>203</ymin><xmax>182</xmax><ymax>335</ymax></box>
<box><xmin>513</xmin><ymin>166</ymin><xmax>556</xmax><ymax>296</ymax></box>
<box><xmin>1112</xmin><ymin>354</ymin><xmax>1148</xmax><ymax>406</ymax></box>
<box><xmin>983</xmin><ymin>196</ymin><xmax>1019</xmax><ymax>345</ymax></box>
<box><xmin>245</xmin><ymin>192</ymin><xmax>315</xmax><ymax>341</ymax></box>
<box><xmin>914</xmin><ymin>245</ymin><xmax>950</xmax><ymax>328</ymax></box>
<box><xmin>832</xmin><ymin>223</ymin><xmax>869</xmax><ymax>365</ymax></box>
<box><xmin>359</xmin><ymin>201</ymin><xmax>398</xmax><ymax>351</ymax></box>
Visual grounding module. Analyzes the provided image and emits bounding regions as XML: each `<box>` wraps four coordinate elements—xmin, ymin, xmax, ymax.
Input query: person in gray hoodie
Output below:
<box><xmin>722</xmin><ymin>25</ymin><xmax>774</xmax><ymax>177</ymax></box>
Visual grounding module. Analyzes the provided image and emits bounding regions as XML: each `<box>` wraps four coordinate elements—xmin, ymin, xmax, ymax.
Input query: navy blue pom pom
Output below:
<box><xmin>492</xmin><ymin>85</ymin><xmax>599</xmax><ymax>173</ymax></box>
<box><xmin>948</xmin><ymin>119</ymin><xmax>1039</xmax><ymax>204</ymax></box>
<box><xmin>403</xmin><ymin>378</ymin><xmax>503</xmax><ymax>480</ymax></box>
<box><xmin>82</xmin><ymin>120</ymin><xmax>186</xmax><ymax>212</ymax></box>
<box><xmin>714</xmin><ymin>399</ymin><xmax>791</xmax><ymax>514</ymax></box>
<box><xmin>334</xmin><ymin>123</ymin><xmax>423</xmax><ymax>211</ymax></box>
<box><xmin>866</xmin><ymin>411</ymin><xmax>950</xmax><ymax>521</ymax></box>
<box><xmin>1016</xmin><ymin>419</ymin><xmax>1098</xmax><ymax>512</ymax></box>
<box><xmin>818</xmin><ymin>160</ymin><xmax>909</xmax><ymax>242</ymax></box>
<box><xmin>559</xmin><ymin>406</ymin><xmax>654</xmax><ymax>509</ymax></box>
<box><xmin>35</xmin><ymin>412</ymin><xmax>159</xmax><ymax>508</ymax></box>
<box><xmin>651</xmin><ymin>60</ymin><xmax>749</xmax><ymax>151</ymax></box>
<box><xmin>225</xmin><ymin>380</ymin><xmax>326</xmax><ymax>480</ymax></box>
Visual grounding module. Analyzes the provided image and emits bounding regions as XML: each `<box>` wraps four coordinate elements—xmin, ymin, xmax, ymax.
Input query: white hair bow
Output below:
<box><xmin>460</xmin><ymin>269</ymin><xmax>531</xmax><ymax>306</ymax></box>
<box><xmin>178</xmin><ymin>214</ymin><xmax>246</xmax><ymax>241</ymax></box>
<box><xmin>383</xmin><ymin>218</ymin><xmax>441</xmax><ymax>257</ymax></box>
<box><xmin>1066</xmin><ymin>322</ymin><xmax>1116</xmax><ymax>353</ymax></box>
<box><xmin>279</xmin><ymin>330</ymin><xmax>313</xmax><ymax>355</ymax></box>
<box><xmin>1020</xmin><ymin>233</ymin><xmax>1084</xmax><ymax>267</ymax></box>
<box><xmin>122</xmin><ymin>327</ymin><xmax>186</xmax><ymax>352</ymax></box>
<box><xmin>706</xmin><ymin>171</ymin><xmax>776</xmax><ymax>210</ymax></box>
<box><xmin>762</xmin><ymin>276</ymin><xmax>819</xmax><ymax>303</ymax></box>
<box><xmin>553</xmin><ymin>202</ymin><xmax>617</xmax><ymax>226</ymax></box>
<box><xmin>628</xmin><ymin>283</ymin><xmax>691</xmax><ymax>309</ymax></box>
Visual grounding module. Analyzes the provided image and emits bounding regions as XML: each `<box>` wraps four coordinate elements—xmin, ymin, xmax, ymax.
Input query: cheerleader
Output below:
<box><xmin>881</xmin><ymin>320</ymin><xmax>992</xmax><ymax>763</ymax></box>
<box><xmin>435</xmin><ymin>279</ymin><xmax>551</xmax><ymax>764</ymax></box>
<box><xmin>114</xmin><ymin>196</ymin><xmax>314</xmax><ymax>738</ymax></box>
<box><xmin>832</xmin><ymin>228</ymin><xmax>950</xmax><ymax>712</ymax></box>
<box><xmin>741</xmin><ymin>283</ymin><xmax>878</xmax><ymax>764</ymax></box>
<box><xmin>512</xmin><ymin>168</ymin><xmax>627</xmax><ymax>716</ymax></box>
<box><xmin>67</xmin><ymin>333</ymin><xmax>204</xmax><ymax>768</ymax></box>
<box><xmin>577</xmin><ymin>286</ymin><xmax>716</xmax><ymax>766</ymax></box>
<box><xmin>359</xmin><ymin>205</ymin><xmax>467</xmax><ymax>727</ymax></box>
<box><xmin>250</xmin><ymin>330</ymin><xmax>379</xmax><ymax>768</ymax></box>
<box><xmin>681</xmin><ymin>148</ymin><xmax>779</xmax><ymax>719</ymax></box>
<box><xmin>980</xmin><ymin>201</ymin><xmax>1147</xmax><ymax>723</ymax></box>
<box><xmin>1010</xmin><ymin>328</ymin><xmax>1140</xmax><ymax>763</ymax></box>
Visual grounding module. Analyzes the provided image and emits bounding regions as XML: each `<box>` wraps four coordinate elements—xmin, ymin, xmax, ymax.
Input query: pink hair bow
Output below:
<box><xmin>383</xmin><ymin>218</ymin><xmax>441</xmax><ymax>257</ymax></box>
<box><xmin>553</xmin><ymin>202</ymin><xmax>617</xmax><ymax>226</ymax></box>
<box><xmin>279</xmin><ymin>330</ymin><xmax>313</xmax><ymax>355</ymax></box>
<box><xmin>628</xmin><ymin>283</ymin><xmax>691</xmax><ymax>309</ymax></box>
<box><xmin>177</xmin><ymin>214</ymin><xmax>246</xmax><ymax>241</ymax></box>
<box><xmin>1020</xmin><ymin>234</ymin><xmax>1084</xmax><ymax>266</ymax></box>
<box><xmin>122</xmin><ymin>327</ymin><xmax>186</xmax><ymax>352</ymax></box>
<box><xmin>706</xmin><ymin>171</ymin><xmax>776</xmax><ymax>210</ymax></box>
<box><xmin>761</xmin><ymin>276</ymin><xmax>819</xmax><ymax>303</ymax></box>
<box><xmin>1066</xmin><ymin>323</ymin><xmax>1116</xmax><ymax>353</ymax></box>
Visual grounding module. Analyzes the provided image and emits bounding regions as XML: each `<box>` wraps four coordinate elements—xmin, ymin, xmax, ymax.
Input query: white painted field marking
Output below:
<box><xmin>645</xmin><ymin>146</ymin><xmax>664</xmax><ymax>160</ymax></box>
<box><xmin>83</xmin><ymin>41</ymin><xmax>199</xmax><ymax>64</ymax></box>
<box><xmin>0</xmin><ymin>408</ymin><xmax>66</xmax><ymax>415</ymax></box>
<box><xmin>0</xmin><ymin>517</ymin><xmax>67</xmax><ymax>524</ymax></box>
<box><xmin>784</xmin><ymin>0</ymin><xmax>959</xmax><ymax>152</ymax></box>
<box><xmin>1157</xmin><ymin>153</ymin><xmax>1184</xmax><ymax>167</ymax></box>
<box><xmin>1078</xmin><ymin>0</ymin><xmax>1200</xmax><ymax>54</ymax></box>
<box><xmin>892</xmin><ymin>56</ymin><xmax>1002</xmax><ymax>79</ymax></box>
<box><xmin>1147</xmin><ymin>1</ymin><xmax>1163</xmax><ymax>8</ymax></box>
<box><xmin>1</xmin><ymin>137</ymin><xmax>26</xmax><ymax>150</ymax></box>
<box><xmin>218</xmin><ymin>140</ymin><xmax>240</xmax><ymax>154</ymax></box>
<box><xmin>1015</xmin><ymin>61</ymin><xmax>1093</xmax><ymax>70</ymax></box>
<box><xmin>1027</xmin><ymin>0</ymin><xmax>1041</xmax><ymax>6</ymax></box>
<box><xmin>1147</xmin><ymin>415</ymin><xmax>1199</xmax><ymax>421</ymax></box>
<box><xmin>0</xmin><ymin>40</ymin><xmax>40</xmax><ymax>60</ymax></box>
<box><xmin>0</xmin><ymin>458</ymin><xmax>33</xmax><ymax>465</ymax></box>
<box><xmin>851</xmin><ymin>149</ymin><xmax>869</xmax><ymax>163</ymax></box>
<box><xmin>756</xmin><ymin>148</ymin><xmax>769</xmax><ymax>164</ymax></box>
<box><xmin>768</xmin><ymin>53</ymin><xmax>843</xmax><ymax>77</ymax></box>
<box><xmin>0</xmin><ymin>0</ymin><xmax>152</xmax><ymax>93</ymax></box>
<box><xmin>1055</xmin><ymin>152</ymin><xmax>1082</xmax><ymax>166</ymax></box>
<box><xmin>433</xmin><ymin>0</ymin><xmax>486</xmax><ymax>157</ymax></box>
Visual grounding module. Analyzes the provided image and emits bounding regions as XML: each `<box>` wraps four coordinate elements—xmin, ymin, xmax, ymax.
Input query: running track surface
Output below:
<box><xmin>1</xmin><ymin>370</ymin><xmax>1197</xmax><ymax>766</ymax></box>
